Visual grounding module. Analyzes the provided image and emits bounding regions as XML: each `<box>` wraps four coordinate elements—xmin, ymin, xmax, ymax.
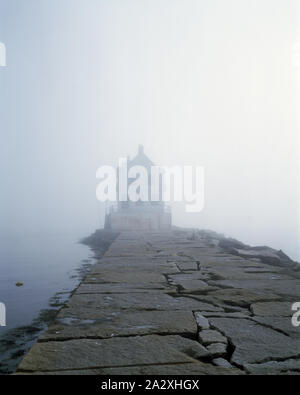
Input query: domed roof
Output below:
<box><xmin>128</xmin><ymin>145</ymin><xmax>154</xmax><ymax>170</ymax></box>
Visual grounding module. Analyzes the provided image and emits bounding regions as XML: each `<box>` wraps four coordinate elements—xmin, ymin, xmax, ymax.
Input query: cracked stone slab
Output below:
<box><xmin>60</xmin><ymin>294</ymin><xmax>224</xmax><ymax>317</ymax></box>
<box><xmin>208</xmin><ymin>279</ymin><xmax>300</xmax><ymax>299</ymax></box>
<box><xmin>252</xmin><ymin>316</ymin><xmax>300</xmax><ymax>339</ymax></box>
<box><xmin>177</xmin><ymin>248</ymin><xmax>224</xmax><ymax>259</ymax></box>
<box><xmin>206</xmin><ymin>343</ymin><xmax>227</xmax><ymax>357</ymax></box>
<box><xmin>201</xmin><ymin>311</ymin><xmax>250</xmax><ymax>319</ymax></box>
<box><xmin>168</xmin><ymin>272</ymin><xmax>209</xmax><ymax>281</ymax></box>
<box><xmin>84</xmin><ymin>271</ymin><xmax>167</xmax><ymax>284</ymax></box>
<box><xmin>243</xmin><ymin>267</ymin><xmax>285</xmax><ymax>274</ymax></box>
<box><xmin>198</xmin><ymin>330</ymin><xmax>228</xmax><ymax>345</ymax></box>
<box><xmin>234</xmin><ymin>248</ymin><xmax>281</xmax><ymax>262</ymax></box>
<box><xmin>250</xmin><ymin>302</ymin><xmax>293</xmax><ymax>317</ymax></box>
<box><xmin>198</xmin><ymin>256</ymin><xmax>250</xmax><ymax>266</ymax></box>
<box><xmin>39</xmin><ymin>310</ymin><xmax>198</xmax><ymax>341</ymax></box>
<box><xmin>15</xmin><ymin>362</ymin><xmax>244</xmax><ymax>375</ymax></box>
<box><xmin>95</xmin><ymin>362</ymin><xmax>243</xmax><ymax>375</ymax></box>
<box><xmin>194</xmin><ymin>312</ymin><xmax>210</xmax><ymax>329</ymax></box>
<box><xmin>209</xmin><ymin>318</ymin><xmax>300</xmax><ymax>366</ymax></box>
<box><xmin>177</xmin><ymin>262</ymin><xmax>199</xmax><ymax>271</ymax></box>
<box><xmin>171</xmin><ymin>280</ymin><xmax>210</xmax><ymax>292</ymax></box>
<box><xmin>18</xmin><ymin>335</ymin><xmax>209</xmax><ymax>372</ymax></box>
<box><xmin>94</xmin><ymin>258</ymin><xmax>180</xmax><ymax>274</ymax></box>
<box><xmin>167</xmin><ymin>255</ymin><xmax>199</xmax><ymax>262</ymax></box>
<box><xmin>197</xmin><ymin>288</ymin><xmax>280</xmax><ymax>308</ymax></box>
<box><xmin>168</xmin><ymin>273</ymin><xmax>211</xmax><ymax>292</ymax></box>
<box><xmin>76</xmin><ymin>283</ymin><xmax>174</xmax><ymax>294</ymax></box>
<box><xmin>213</xmin><ymin>358</ymin><xmax>234</xmax><ymax>369</ymax></box>
<box><xmin>104</xmin><ymin>241</ymin><xmax>152</xmax><ymax>256</ymax></box>
<box><xmin>244</xmin><ymin>359</ymin><xmax>300</xmax><ymax>375</ymax></box>
<box><xmin>205</xmin><ymin>267</ymin><xmax>292</xmax><ymax>281</ymax></box>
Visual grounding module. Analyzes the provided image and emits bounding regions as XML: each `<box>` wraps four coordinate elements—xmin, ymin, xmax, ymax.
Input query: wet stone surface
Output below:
<box><xmin>16</xmin><ymin>229</ymin><xmax>300</xmax><ymax>375</ymax></box>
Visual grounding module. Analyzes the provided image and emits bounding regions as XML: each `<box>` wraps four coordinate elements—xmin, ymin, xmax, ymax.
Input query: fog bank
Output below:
<box><xmin>0</xmin><ymin>0</ymin><xmax>299</xmax><ymax>260</ymax></box>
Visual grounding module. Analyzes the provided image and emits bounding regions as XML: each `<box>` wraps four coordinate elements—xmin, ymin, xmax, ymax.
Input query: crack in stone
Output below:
<box><xmin>17</xmin><ymin>360</ymin><xmax>203</xmax><ymax>374</ymax></box>
<box><xmin>249</xmin><ymin>317</ymin><xmax>292</xmax><ymax>337</ymax></box>
<box><xmin>38</xmin><ymin>331</ymin><xmax>198</xmax><ymax>343</ymax></box>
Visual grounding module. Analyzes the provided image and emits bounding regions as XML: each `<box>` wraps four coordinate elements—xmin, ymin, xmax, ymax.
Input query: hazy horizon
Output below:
<box><xmin>0</xmin><ymin>0</ymin><xmax>299</xmax><ymax>260</ymax></box>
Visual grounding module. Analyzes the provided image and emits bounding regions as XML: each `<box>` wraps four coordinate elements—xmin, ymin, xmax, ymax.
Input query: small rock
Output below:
<box><xmin>194</xmin><ymin>312</ymin><xmax>210</xmax><ymax>330</ymax></box>
<box><xmin>213</xmin><ymin>358</ymin><xmax>234</xmax><ymax>369</ymax></box>
<box><xmin>207</xmin><ymin>343</ymin><xmax>227</xmax><ymax>357</ymax></box>
<box><xmin>198</xmin><ymin>330</ymin><xmax>228</xmax><ymax>345</ymax></box>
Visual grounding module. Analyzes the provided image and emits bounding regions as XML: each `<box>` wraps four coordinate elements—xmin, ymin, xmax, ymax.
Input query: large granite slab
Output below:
<box><xmin>16</xmin><ymin>229</ymin><xmax>300</xmax><ymax>375</ymax></box>
<box><xmin>39</xmin><ymin>310</ymin><xmax>198</xmax><ymax>341</ymax></box>
<box><xmin>18</xmin><ymin>335</ymin><xmax>210</xmax><ymax>372</ymax></box>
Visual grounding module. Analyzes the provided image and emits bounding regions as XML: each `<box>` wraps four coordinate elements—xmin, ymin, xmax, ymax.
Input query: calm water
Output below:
<box><xmin>0</xmin><ymin>231</ymin><xmax>92</xmax><ymax>334</ymax></box>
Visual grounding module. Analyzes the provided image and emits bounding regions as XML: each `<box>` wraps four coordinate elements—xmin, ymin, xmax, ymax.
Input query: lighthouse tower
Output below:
<box><xmin>105</xmin><ymin>145</ymin><xmax>172</xmax><ymax>230</ymax></box>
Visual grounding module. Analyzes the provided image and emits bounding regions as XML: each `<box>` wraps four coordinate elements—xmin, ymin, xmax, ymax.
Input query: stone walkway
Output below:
<box><xmin>16</xmin><ymin>229</ymin><xmax>300</xmax><ymax>375</ymax></box>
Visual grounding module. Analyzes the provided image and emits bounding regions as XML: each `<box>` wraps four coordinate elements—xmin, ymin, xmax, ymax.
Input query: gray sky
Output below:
<box><xmin>0</xmin><ymin>0</ymin><xmax>299</xmax><ymax>260</ymax></box>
